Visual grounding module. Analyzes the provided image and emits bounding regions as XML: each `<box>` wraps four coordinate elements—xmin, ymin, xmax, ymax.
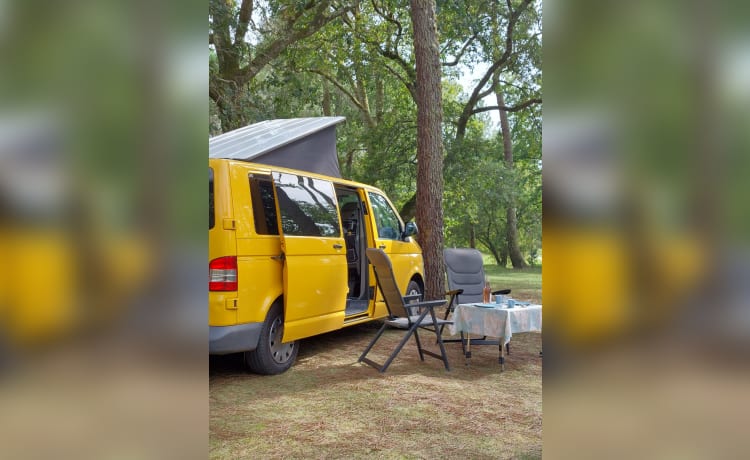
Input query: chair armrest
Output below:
<box><xmin>403</xmin><ymin>296</ymin><xmax>447</xmax><ymax>316</ymax></box>
<box><xmin>444</xmin><ymin>289</ymin><xmax>463</xmax><ymax>312</ymax></box>
<box><xmin>492</xmin><ymin>288</ymin><xmax>511</xmax><ymax>295</ymax></box>
<box><xmin>406</xmin><ymin>299</ymin><xmax>447</xmax><ymax>310</ymax></box>
<box><xmin>404</xmin><ymin>299</ymin><xmax>450</xmax><ymax>323</ymax></box>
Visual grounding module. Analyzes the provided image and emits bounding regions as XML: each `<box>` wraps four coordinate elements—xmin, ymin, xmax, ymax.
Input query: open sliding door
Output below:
<box><xmin>272</xmin><ymin>172</ymin><xmax>347</xmax><ymax>342</ymax></box>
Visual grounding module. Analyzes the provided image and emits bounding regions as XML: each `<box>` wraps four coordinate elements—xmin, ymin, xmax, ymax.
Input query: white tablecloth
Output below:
<box><xmin>449</xmin><ymin>303</ymin><xmax>542</xmax><ymax>346</ymax></box>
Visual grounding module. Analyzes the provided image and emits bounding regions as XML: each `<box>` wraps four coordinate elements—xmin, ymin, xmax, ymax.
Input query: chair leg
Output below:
<box><xmin>358</xmin><ymin>323</ymin><xmax>388</xmax><ymax>363</ymax></box>
<box><xmin>359</xmin><ymin>312</ymin><xmax>452</xmax><ymax>373</ymax></box>
<box><xmin>439</xmin><ymin>307</ymin><xmax>450</xmax><ymax>335</ymax></box>
<box><xmin>413</xmin><ymin>328</ymin><xmax>425</xmax><ymax>361</ymax></box>
<box><xmin>439</xmin><ymin>301</ymin><xmax>465</xmax><ymax>345</ymax></box>
<box><xmin>392</xmin><ymin>313</ymin><xmax>451</xmax><ymax>372</ymax></box>
<box><xmin>378</xmin><ymin>325</ymin><xmax>420</xmax><ymax>372</ymax></box>
<box><xmin>432</xmin><ymin>315</ymin><xmax>451</xmax><ymax>371</ymax></box>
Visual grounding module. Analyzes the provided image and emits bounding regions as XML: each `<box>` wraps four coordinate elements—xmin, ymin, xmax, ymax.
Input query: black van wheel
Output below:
<box><xmin>245</xmin><ymin>304</ymin><xmax>298</xmax><ymax>375</ymax></box>
<box><xmin>406</xmin><ymin>280</ymin><xmax>423</xmax><ymax>299</ymax></box>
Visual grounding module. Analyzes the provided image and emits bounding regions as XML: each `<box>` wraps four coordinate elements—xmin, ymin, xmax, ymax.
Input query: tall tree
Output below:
<box><xmin>445</xmin><ymin>0</ymin><xmax>540</xmax><ymax>267</ymax></box>
<box><xmin>497</xmin><ymin>89</ymin><xmax>527</xmax><ymax>267</ymax></box>
<box><xmin>410</xmin><ymin>0</ymin><xmax>445</xmax><ymax>300</ymax></box>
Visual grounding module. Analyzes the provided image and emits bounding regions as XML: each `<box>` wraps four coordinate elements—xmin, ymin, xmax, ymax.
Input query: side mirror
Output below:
<box><xmin>402</xmin><ymin>221</ymin><xmax>418</xmax><ymax>239</ymax></box>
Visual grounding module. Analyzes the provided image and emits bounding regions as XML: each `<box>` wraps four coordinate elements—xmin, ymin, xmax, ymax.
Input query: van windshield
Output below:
<box><xmin>209</xmin><ymin>167</ymin><xmax>215</xmax><ymax>229</ymax></box>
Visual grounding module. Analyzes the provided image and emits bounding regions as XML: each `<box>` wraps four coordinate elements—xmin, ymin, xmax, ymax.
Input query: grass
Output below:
<box><xmin>210</xmin><ymin>268</ymin><xmax>541</xmax><ymax>459</ymax></box>
<box><xmin>483</xmin><ymin>265</ymin><xmax>542</xmax><ymax>305</ymax></box>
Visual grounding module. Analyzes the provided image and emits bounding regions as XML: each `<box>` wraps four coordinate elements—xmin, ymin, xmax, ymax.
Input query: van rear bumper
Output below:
<box><xmin>209</xmin><ymin>323</ymin><xmax>262</xmax><ymax>354</ymax></box>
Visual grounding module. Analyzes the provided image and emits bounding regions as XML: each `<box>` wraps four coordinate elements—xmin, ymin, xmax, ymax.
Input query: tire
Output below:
<box><xmin>405</xmin><ymin>279</ymin><xmax>423</xmax><ymax>299</ymax></box>
<box><xmin>245</xmin><ymin>303</ymin><xmax>298</xmax><ymax>375</ymax></box>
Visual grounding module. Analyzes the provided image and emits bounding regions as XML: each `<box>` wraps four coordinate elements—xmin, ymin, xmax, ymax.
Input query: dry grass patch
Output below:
<box><xmin>210</xmin><ymin>321</ymin><xmax>542</xmax><ymax>459</ymax></box>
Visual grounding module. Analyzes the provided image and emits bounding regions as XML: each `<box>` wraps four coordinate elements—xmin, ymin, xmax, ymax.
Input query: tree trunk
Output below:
<box><xmin>410</xmin><ymin>0</ymin><xmax>445</xmax><ymax>300</ymax></box>
<box><xmin>497</xmin><ymin>90</ymin><xmax>527</xmax><ymax>268</ymax></box>
<box><xmin>344</xmin><ymin>149</ymin><xmax>354</xmax><ymax>179</ymax></box>
<box><xmin>212</xmin><ymin>81</ymin><xmax>246</xmax><ymax>132</ymax></box>
<box><xmin>375</xmin><ymin>78</ymin><xmax>385</xmax><ymax>123</ymax></box>
<box><xmin>322</xmin><ymin>79</ymin><xmax>332</xmax><ymax>116</ymax></box>
<box><xmin>469</xmin><ymin>223</ymin><xmax>476</xmax><ymax>249</ymax></box>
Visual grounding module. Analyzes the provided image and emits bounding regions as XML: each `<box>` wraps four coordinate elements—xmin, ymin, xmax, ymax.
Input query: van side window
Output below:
<box><xmin>274</xmin><ymin>173</ymin><xmax>341</xmax><ymax>238</ymax></box>
<box><xmin>249</xmin><ymin>176</ymin><xmax>279</xmax><ymax>235</ymax></box>
<box><xmin>368</xmin><ymin>192</ymin><xmax>402</xmax><ymax>240</ymax></box>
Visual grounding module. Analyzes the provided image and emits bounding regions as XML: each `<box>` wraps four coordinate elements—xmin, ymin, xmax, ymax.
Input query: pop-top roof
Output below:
<box><xmin>209</xmin><ymin>117</ymin><xmax>346</xmax><ymax>178</ymax></box>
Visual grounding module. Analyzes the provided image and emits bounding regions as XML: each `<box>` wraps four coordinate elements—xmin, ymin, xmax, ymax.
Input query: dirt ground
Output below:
<box><xmin>210</xmin><ymin>314</ymin><xmax>542</xmax><ymax>459</ymax></box>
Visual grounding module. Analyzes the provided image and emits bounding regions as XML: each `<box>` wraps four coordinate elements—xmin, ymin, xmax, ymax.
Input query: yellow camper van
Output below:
<box><xmin>209</xmin><ymin>118</ymin><xmax>424</xmax><ymax>374</ymax></box>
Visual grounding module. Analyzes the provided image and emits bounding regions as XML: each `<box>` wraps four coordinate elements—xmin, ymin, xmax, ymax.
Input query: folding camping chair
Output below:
<box><xmin>358</xmin><ymin>248</ymin><xmax>452</xmax><ymax>373</ymax></box>
<box><xmin>442</xmin><ymin>248</ymin><xmax>512</xmax><ymax>354</ymax></box>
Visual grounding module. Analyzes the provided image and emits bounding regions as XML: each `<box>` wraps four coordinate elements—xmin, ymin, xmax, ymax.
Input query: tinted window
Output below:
<box><xmin>274</xmin><ymin>173</ymin><xmax>340</xmax><ymax>237</ymax></box>
<box><xmin>249</xmin><ymin>175</ymin><xmax>279</xmax><ymax>235</ymax></box>
<box><xmin>209</xmin><ymin>168</ymin><xmax>214</xmax><ymax>229</ymax></box>
<box><xmin>368</xmin><ymin>192</ymin><xmax>402</xmax><ymax>240</ymax></box>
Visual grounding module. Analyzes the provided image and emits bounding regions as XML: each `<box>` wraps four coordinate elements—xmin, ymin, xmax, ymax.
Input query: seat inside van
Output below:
<box><xmin>337</xmin><ymin>189</ymin><xmax>369</xmax><ymax>317</ymax></box>
<box><xmin>341</xmin><ymin>202</ymin><xmax>359</xmax><ymax>265</ymax></box>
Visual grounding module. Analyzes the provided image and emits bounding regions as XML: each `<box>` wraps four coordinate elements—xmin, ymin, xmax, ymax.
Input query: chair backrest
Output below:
<box><xmin>444</xmin><ymin>248</ymin><xmax>486</xmax><ymax>304</ymax></box>
<box><xmin>365</xmin><ymin>248</ymin><xmax>408</xmax><ymax>318</ymax></box>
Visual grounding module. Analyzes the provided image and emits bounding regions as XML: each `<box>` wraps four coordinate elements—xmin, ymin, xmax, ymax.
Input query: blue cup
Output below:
<box><xmin>507</xmin><ymin>299</ymin><xmax>515</xmax><ymax>308</ymax></box>
<box><xmin>495</xmin><ymin>295</ymin><xmax>504</xmax><ymax>304</ymax></box>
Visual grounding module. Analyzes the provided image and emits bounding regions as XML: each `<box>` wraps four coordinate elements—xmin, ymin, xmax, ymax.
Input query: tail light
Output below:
<box><xmin>209</xmin><ymin>256</ymin><xmax>237</xmax><ymax>291</ymax></box>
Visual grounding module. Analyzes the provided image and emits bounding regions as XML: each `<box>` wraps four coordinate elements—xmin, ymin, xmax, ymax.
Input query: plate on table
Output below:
<box><xmin>473</xmin><ymin>303</ymin><xmax>499</xmax><ymax>308</ymax></box>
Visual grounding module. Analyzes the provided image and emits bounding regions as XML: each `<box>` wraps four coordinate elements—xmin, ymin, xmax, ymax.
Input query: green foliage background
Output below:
<box><xmin>209</xmin><ymin>0</ymin><xmax>542</xmax><ymax>265</ymax></box>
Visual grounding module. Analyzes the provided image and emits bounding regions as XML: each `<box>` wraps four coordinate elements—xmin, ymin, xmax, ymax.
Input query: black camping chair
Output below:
<box><xmin>442</xmin><ymin>248</ymin><xmax>512</xmax><ymax>354</ymax></box>
<box><xmin>358</xmin><ymin>248</ymin><xmax>452</xmax><ymax>373</ymax></box>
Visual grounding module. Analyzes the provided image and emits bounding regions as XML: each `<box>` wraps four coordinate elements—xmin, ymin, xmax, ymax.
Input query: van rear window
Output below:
<box><xmin>209</xmin><ymin>167</ymin><xmax>215</xmax><ymax>230</ymax></box>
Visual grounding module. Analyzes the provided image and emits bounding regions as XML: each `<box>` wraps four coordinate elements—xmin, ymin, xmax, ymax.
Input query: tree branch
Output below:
<box><xmin>371</xmin><ymin>0</ymin><xmax>403</xmax><ymax>48</ymax></box>
<box><xmin>233</xmin><ymin>0</ymin><xmax>254</xmax><ymax>48</ymax></box>
<box><xmin>380</xmin><ymin>59</ymin><xmax>416</xmax><ymax>100</ymax></box>
<box><xmin>470</xmin><ymin>98</ymin><xmax>542</xmax><ymax>115</ymax></box>
<box><xmin>308</xmin><ymin>68</ymin><xmax>374</xmax><ymax>126</ymax></box>
<box><xmin>237</xmin><ymin>1</ymin><xmax>353</xmax><ymax>86</ymax></box>
<box><xmin>498</xmin><ymin>79</ymin><xmax>534</xmax><ymax>93</ymax></box>
<box><xmin>455</xmin><ymin>0</ymin><xmax>533</xmax><ymax>141</ymax></box>
<box><xmin>442</xmin><ymin>32</ymin><xmax>479</xmax><ymax>66</ymax></box>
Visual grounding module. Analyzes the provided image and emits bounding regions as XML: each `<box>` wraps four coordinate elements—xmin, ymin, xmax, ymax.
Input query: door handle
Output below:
<box><xmin>333</xmin><ymin>244</ymin><xmax>343</xmax><ymax>249</ymax></box>
<box><xmin>378</xmin><ymin>245</ymin><xmax>386</xmax><ymax>249</ymax></box>
<box><xmin>271</xmin><ymin>253</ymin><xmax>285</xmax><ymax>261</ymax></box>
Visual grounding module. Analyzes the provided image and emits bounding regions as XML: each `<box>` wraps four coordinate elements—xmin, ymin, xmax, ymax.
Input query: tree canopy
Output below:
<box><xmin>209</xmin><ymin>0</ymin><xmax>542</xmax><ymax>272</ymax></box>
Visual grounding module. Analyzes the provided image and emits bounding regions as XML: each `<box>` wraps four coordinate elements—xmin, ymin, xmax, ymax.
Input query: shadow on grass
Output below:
<box><xmin>210</xmin><ymin>320</ymin><xmax>543</xmax><ymax>394</ymax></box>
